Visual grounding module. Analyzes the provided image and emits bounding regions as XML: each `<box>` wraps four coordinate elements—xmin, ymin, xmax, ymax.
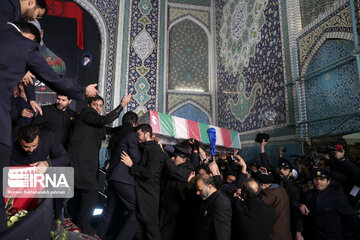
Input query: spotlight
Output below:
<box><xmin>93</xmin><ymin>208</ymin><xmax>103</xmax><ymax>216</ymax></box>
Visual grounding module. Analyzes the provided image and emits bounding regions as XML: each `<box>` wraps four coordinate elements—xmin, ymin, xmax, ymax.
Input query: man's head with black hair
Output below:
<box><xmin>88</xmin><ymin>95</ymin><xmax>104</xmax><ymax>115</ymax></box>
<box><xmin>13</xmin><ymin>21</ymin><xmax>41</xmax><ymax>43</ymax></box>
<box><xmin>136</xmin><ymin>124</ymin><xmax>152</xmax><ymax>143</ymax></box>
<box><xmin>122</xmin><ymin>111</ymin><xmax>138</xmax><ymax>126</ymax></box>
<box><xmin>19</xmin><ymin>0</ymin><xmax>47</xmax><ymax>21</ymax></box>
<box><xmin>195</xmin><ymin>174</ymin><xmax>217</xmax><ymax>200</ymax></box>
<box><xmin>17</xmin><ymin>124</ymin><xmax>40</xmax><ymax>155</ymax></box>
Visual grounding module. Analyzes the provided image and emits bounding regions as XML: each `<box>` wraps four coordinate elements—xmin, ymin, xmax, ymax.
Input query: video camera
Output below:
<box><xmin>317</xmin><ymin>145</ymin><xmax>343</xmax><ymax>154</ymax></box>
<box><xmin>255</xmin><ymin>133</ymin><xmax>270</xmax><ymax>143</ymax></box>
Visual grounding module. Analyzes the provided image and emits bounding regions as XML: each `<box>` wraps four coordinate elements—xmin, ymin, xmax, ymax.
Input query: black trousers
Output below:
<box><xmin>72</xmin><ymin>188</ymin><xmax>98</xmax><ymax>235</ymax></box>
<box><xmin>0</xmin><ymin>144</ymin><xmax>9</xmax><ymax>234</ymax></box>
<box><xmin>97</xmin><ymin>181</ymin><xmax>139</xmax><ymax>240</ymax></box>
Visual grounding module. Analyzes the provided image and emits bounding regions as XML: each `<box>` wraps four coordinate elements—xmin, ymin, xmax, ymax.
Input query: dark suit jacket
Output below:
<box><xmin>68</xmin><ymin>106</ymin><xmax>122</xmax><ymax>190</ymax></box>
<box><xmin>130</xmin><ymin>140</ymin><xmax>163</xmax><ymax>223</ymax></box>
<box><xmin>0</xmin><ymin>0</ymin><xmax>20</xmax><ymax>23</ymax></box>
<box><xmin>232</xmin><ymin>198</ymin><xmax>275</xmax><ymax>240</ymax></box>
<box><xmin>10</xmin><ymin>131</ymin><xmax>70</xmax><ymax>167</ymax></box>
<box><xmin>33</xmin><ymin>104</ymin><xmax>78</xmax><ymax>148</ymax></box>
<box><xmin>0</xmin><ymin>23</ymin><xmax>85</xmax><ymax>147</ymax></box>
<box><xmin>197</xmin><ymin>191</ymin><xmax>232</xmax><ymax>240</ymax></box>
<box><xmin>107</xmin><ymin>124</ymin><xmax>141</xmax><ymax>184</ymax></box>
<box><xmin>303</xmin><ymin>187</ymin><xmax>359</xmax><ymax>240</ymax></box>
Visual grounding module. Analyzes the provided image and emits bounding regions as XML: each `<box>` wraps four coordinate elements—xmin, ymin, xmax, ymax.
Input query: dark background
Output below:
<box><xmin>39</xmin><ymin>0</ymin><xmax>101</xmax><ymax>111</ymax></box>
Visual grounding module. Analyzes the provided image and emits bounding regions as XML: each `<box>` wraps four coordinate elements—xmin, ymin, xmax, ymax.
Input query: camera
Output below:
<box><xmin>255</xmin><ymin>133</ymin><xmax>270</xmax><ymax>143</ymax></box>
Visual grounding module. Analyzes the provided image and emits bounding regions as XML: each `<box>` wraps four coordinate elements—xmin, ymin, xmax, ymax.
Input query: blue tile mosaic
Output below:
<box><xmin>168</xmin><ymin>19</ymin><xmax>209</xmax><ymax>91</ymax></box>
<box><xmin>126</xmin><ymin>0</ymin><xmax>161</xmax><ymax>114</ymax></box>
<box><xmin>305</xmin><ymin>39</ymin><xmax>360</xmax><ymax>137</ymax></box>
<box><xmin>216</xmin><ymin>0</ymin><xmax>287</xmax><ymax>133</ymax></box>
<box><xmin>172</xmin><ymin>103</ymin><xmax>210</xmax><ymax>124</ymax></box>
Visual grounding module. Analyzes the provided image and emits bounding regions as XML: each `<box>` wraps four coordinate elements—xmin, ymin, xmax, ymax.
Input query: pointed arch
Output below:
<box><xmin>169</xmin><ymin>14</ymin><xmax>210</xmax><ymax>38</ymax></box>
<box><xmin>301</xmin><ymin>32</ymin><xmax>354</xmax><ymax>75</ymax></box>
<box><xmin>169</xmin><ymin>100</ymin><xmax>212</xmax><ymax>124</ymax></box>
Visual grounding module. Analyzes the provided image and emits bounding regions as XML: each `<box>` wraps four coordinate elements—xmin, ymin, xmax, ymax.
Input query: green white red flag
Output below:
<box><xmin>140</xmin><ymin>110</ymin><xmax>241</xmax><ymax>149</ymax></box>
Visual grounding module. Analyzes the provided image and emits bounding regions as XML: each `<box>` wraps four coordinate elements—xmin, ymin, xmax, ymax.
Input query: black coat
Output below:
<box><xmin>68</xmin><ymin>106</ymin><xmax>122</xmax><ymax>190</ymax></box>
<box><xmin>197</xmin><ymin>191</ymin><xmax>232</xmax><ymax>240</ymax></box>
<box><xmin>160</xmin><ymin>154</ymin><xmax>193</xmax><ymax>226</ymax></box>
<box><xmin>10</xmin><ymin>131</ymin><xmax>70</xmax><ymax>167</ymax></box>
<box><xmin>303</xmin><ymin>187</ymin><xmax>359</xmax><ymax>240</ymax></box>
<box><xmin>0</xmin><ymin>23</ymin><xmax>85</xmax><ymax>148</ymax></box>
<box><xmin>107</xmin><ymin>124</ymin><xmax>141</xmax><ymax>184</ymax></box>
<box><xmin>0</xmin><ymin>0</ymin><xmax>20</xmax><ymax>23</ymax></box>
<box><xmin>130</xmin><ymin>140</ymin><xmax>163</xmax><ymax>224</ymax></box>
<box><xmin>33</xmin><ymin>104</ymin><xmax>78</xmax><ymax>148</ymax></box>
<box><xmin>232</xmin><ymin>198</ymin><xmax>275</xmax><ymax>240</ymax></box>
<box><xmin>280</xmin><ymin>178</ymin><xmax>303</xmax><ymax>233</ymax></box>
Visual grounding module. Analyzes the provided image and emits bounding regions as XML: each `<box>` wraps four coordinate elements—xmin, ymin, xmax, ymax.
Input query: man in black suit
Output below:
<box><xmin>33</xmin><ymin>94</ymin><xmax>77</xmax><ymax>148</ymax></box>
<box><xmin>0</xmin><ymin>0</ymin><xmax>46</xmax><ymax>23</ymax></box>
<box><xmin>0</xmin><ymin>21</ymin><xmax>97</xmax><ymax>233</ymax></box>
<box><xmin>10</xmin><ymin>124</ymin><xmax>70</xmax><ymax>219</ymax></box>
<box><xmin>232</xmin><ymin>178</ymin><xmax>275</xmax><ymax>240</ymax></box>
<box><xmin>10</xmin><ymin>124</ymin><xmax>69</xmax><ymax>167</ymax></box>
<box><xmin>68</xmin><ymin>94</ymin><xmax>130</xmax><ymax>236</ymax></box>
<box><xmin>121</xmin><ymin>124</ymin><xmax>163</xmax><ymax>240</ymax></box>
<box><xmin>300</xmin><ymin>169</ymin><xmax>359</xmax><ymax>240</ymax></box>
<box><xmin>159</xmin><ymin>145</ymin><xmax>194</xmax><ymax>240</ymax></box>
<box><xmin>194</xmin><ymin>174</ymin><xmax>232</xmax><ymax>240</ymax></box>
<box><xmin>97</xmin><ymin>111</ymin><xmax>141</xmax><ymax>240</ymax></box>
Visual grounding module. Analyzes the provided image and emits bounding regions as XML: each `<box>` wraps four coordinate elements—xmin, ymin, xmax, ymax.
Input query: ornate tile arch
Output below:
<box><xmin>168</xmin><ymin>6</ymin><xmax>210</xmax><ymax>30</ymax></box>
<box><xmin>297</xmin><ymin>1</ymin><xmax>353</xmax><ymax>74</ymax></box>
<box><xmin>74</xmin><ymin>0</ymin><xmax>118</xmax><ymax>112</ymax></box>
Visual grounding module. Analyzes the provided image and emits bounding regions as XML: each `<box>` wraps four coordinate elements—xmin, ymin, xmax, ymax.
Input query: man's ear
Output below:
<box><xmin>28</xmin><ymin>0</ymin><xmax>36</xmax><ymax>8</ymax></box>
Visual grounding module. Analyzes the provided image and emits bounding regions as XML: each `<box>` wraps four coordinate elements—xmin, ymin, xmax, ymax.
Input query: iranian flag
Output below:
<box><xmin>143</xmin><ymin>110</ymin><xmax>241</xmax><ymax>149</ymax></box>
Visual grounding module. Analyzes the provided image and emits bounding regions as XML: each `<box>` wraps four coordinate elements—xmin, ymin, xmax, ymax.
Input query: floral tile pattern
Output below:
<box><xmin>216</xmin><ymin>0</ymin><xmax>288</xmax><ymax>133</ymax></box>
<box><xmin>305</xmin><ymin>39</ymin><xmax>360</xmax><ymax>137</ymax></box>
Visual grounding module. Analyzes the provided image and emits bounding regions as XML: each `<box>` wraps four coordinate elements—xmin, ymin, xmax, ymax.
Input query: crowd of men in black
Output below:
<box><xmin>1</xmin><ymin>0</ymin><xmax>360</xmax><ymax>239</ymax></box>
<box><xmin>9</xmin><ymin>85</ymin><xmax>360</xmax><ymax>240</ymax></box>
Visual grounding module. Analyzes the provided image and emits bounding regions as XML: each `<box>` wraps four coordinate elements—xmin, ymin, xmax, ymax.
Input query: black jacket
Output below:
<box><xmin>68</xmin><ymin>106</ymin><xmax>122</xmax><ymax>190</ymax></box>
<box><xmin>303</xmin><ymin>187</ymin><xmax>359</xmax><ymax>240</ymax></box>
<box><xmin>280</xmin><ymin>178</ymin><xmax>303</xmax><ymax>233</ymax></box>
<box><xmin>107</xmin><ymin>124</ymin><xmax>141</xmax><ymax>184</ymax></box>
<box><xmin>232</xmin><ymin>198</ymin><xmax>275</xmax><ymax>240</ymax></box>
<box><xmin>197</xmin><ymin>191</ymin><xmax>232</xmax><ymax>240</ymax></box>
<box><xmin>160</xmin><ymin>154</ymin><xmax>193</xmax><ymax>222</ymax></box>
<box><xmin>130</xmin><ymin>140</ymin><xmax>163</xmax><ymax>223</ymax></box>
<box><xmin>10</xmin><ymin>131</ymin><xmax>70</xmax><ymax>167</ymax></box>
<box><xmin>33</xmin><ymin>104</ymin><xmax>78</xmax><ymax>148</ymax></box>
<box><xmin>0</xmin><ymin>0</ymin><xmax>20</xmax><ymax>23</ymax></box>
<box><xmin>0</xmin><ymin>23</ymin><xmax>86</xmax><ymax>147</ymax></box>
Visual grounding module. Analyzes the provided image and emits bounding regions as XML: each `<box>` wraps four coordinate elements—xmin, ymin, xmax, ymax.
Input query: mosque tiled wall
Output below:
<box><xmin>168</xmin><ymin>19</ymin><xmax>209</xmax><ymax>91</ymax></box>
<box><xmin>216</xmin><ymin>0</ymin><xmax>289</xmax><ymax>134</ymax></box>
<box><xmin>304</xmin><ymin>40</ymin><xmax>360</xmax><ymax>137</ymax></box>
<box><xmin>124</xmin><ymin>0</ymin><xmax>162</xmax><ymax>115</ymax></box>
<box><xmin>299</xmin><ymin>0</ymin><xmax>338</xmax><ymax>28</ymax></box>
<box><xmin>297</xmin><ymin>0</ymin><xmax>359</xmax><ymax>138</ymax></box>
<box><xmin>168</xmin><ymin>0</ymin><xmax>211</xmax><ymax>6</ymax></box>
<box><xmin>165</xmin><ymin>3</ymin><xmax>213</xmax><ymax>123</ymax></box>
